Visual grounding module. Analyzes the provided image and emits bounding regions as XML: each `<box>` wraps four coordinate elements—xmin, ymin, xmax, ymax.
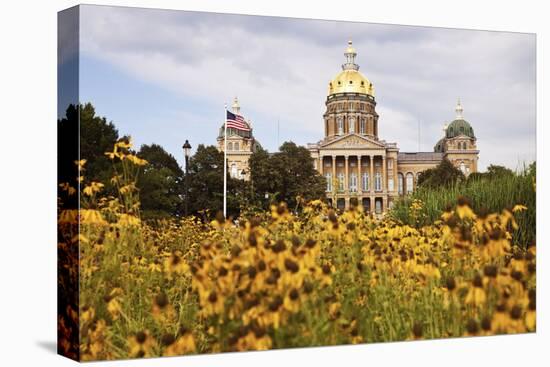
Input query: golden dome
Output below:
<box><xmin>328</xmin><ymin>41</ymin><xmax>375</xmax><ymax>96</ymax></box>
<box><xmin>328</xmin><ymin>70</ymin><xmax>374</xmax><ymax>96</ymax></box>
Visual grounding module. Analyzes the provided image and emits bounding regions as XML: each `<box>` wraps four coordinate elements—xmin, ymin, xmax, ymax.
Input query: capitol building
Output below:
<box><xmin>218</xmin><ymin>41</ymin><xmax>479</xmax><ymax>213</ymax></box>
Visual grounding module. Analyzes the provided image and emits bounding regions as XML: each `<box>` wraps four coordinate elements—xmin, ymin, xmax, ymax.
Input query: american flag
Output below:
<box><xmin>226</xmin><ymin>110</ymin><xmax>250</xmax><ymax>131</ymax></box>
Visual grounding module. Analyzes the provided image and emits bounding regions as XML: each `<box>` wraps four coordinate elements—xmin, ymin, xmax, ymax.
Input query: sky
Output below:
<box><xmin>61</xmin><ymin>5</ymin><xmax>536</xmax><ymax>171</ymax></box>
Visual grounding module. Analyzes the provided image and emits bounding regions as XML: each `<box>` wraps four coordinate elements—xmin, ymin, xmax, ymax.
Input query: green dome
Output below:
<box><xmin>433</xmin><ymin>138</ymin><xmax>445</xmax><ymax>153</ymax></box>
<box><xmin>446</xmin><ymin>119</ymin><xmax>475</xmax><ymax>139</ymax></box>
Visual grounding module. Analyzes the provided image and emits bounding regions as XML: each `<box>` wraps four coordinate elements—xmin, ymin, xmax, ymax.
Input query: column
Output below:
<box><xmin>369</xmin><ymin>155</ymin><xmax>374</xmax><ymax>194</ymax></box>
<box><xmin>319</xmin><ymin>155</ymin><xmax>324</xmax><ymax>175</ymax></box>
<box><xmin>344</xmin><ymin>156</ymin><xmax>349</xmax><ymax>193</ymax></box>
<box><xmin>332</xmin><ymin>156</ymin><xmax>336</xmax><ymax>192</ymax></box>
<box><xmin>393</xmin><ymin>158</ymin><xmax>398</xmax><ymax>194</ymax></box>
<box><xmin>382</xmin><ymin>156</ymin><xmax>387</xmax><ymax>193</ymax></box>
<box><xmin>357</xmin><ymin>155</ymin><xmax>362</xmax><ymax>195</ymax></box>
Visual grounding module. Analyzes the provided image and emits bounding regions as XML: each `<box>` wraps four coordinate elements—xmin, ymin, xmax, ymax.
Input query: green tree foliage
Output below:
<box><xmin>79</xmin><ymin>103</ymin><xmax>120</xmax><ymax>184</ymax></box>
<box><xmin>186</xmin><ymin>145</ymin><xmax>247</xmax><ymax>220</ymax></box>
<box><xmin>417</xmin><ymin>158</ymin><xmax>465</xmax><ymax>188</ymax></box>
<box><xmin>249</xmin><ymin>142</ymin><xmax>326</xmax><ymax>211</ymax></box>
<box><xmin>137</xmin><ymin>144</ymin><xmax>184</xmax><ymax>220</ymax></box>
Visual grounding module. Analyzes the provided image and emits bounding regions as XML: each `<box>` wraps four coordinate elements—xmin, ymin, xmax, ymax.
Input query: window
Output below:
<box><xmin>349</xmin><ymin>117</ymin><xmax>355</xmax><ymax>133</ymax></box>
<box><xmin>234</xmin><ymin>142</ymin><xmax>239</xmax><ymax>151</ymax></box>
<box><xmin>360</xmin><ymin>118</ymin><xmax>366</xmax><ymax>134</ymax></box>
<box><xmin>460</xmin><ymin>161</ymin><xmax>466</xmax><ymax>173</ymax></box>
<box><xmin>349</xmin><ymin>173</ymin><xmax>357</xmax><ymax>192</ymax></box>
<box><xmin>231</xmin><ymin>164</ymin><xmax>238</xmax><ymax>178</ymax></box>
<box><xmin>337</xmin><ymin>173</ymin><xmax>344</xmax><ymax>192</ymax></box>
<box><xmin>337</xmin><ymin>118</ymin><xmax>344</xmax><ymax>135</ymax></box>
<box><xmin>398</xmin><ymin>173</ymin><xmax>404</xmax><ymax>194</ymax></box>
<box><xmin>375</xmin><ymin>199</ymin><xmax>382</xmax><ymax>214</ymax></box>
<box><xmin>375</xmin><ymin>172</ymin><xmax>382</xmax><ymax>191</ymax></box>
<box><xmin>388</xmin><ymin>177</ymin><xmax>394</xmax><ymax>191</ymax></box>
<box><xmin>228</xmin><ymin>142</ymin><xmax>233</xmax><ymax>151</ymax></box>
<box><xmin>362</xmin><ymin>173</ymin><xmax>369</xmax><ymax>191</ymax></box>
<box><xmin>406</xmin><ymin>173</ymin><xmax>414</xmax><ymax>194</ymax></box>
<box><xmin>325</xmin><ymin>173</ymin><xmax>332</xmax><ymax>192</ymax></box>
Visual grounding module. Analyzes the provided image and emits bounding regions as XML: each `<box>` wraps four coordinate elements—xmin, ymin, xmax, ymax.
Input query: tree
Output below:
<box><xmin>249</xmin><ymin>142</ymin><xmax>326</xmax><ymax>210</ymax></box>
<box><xmin>137</xmin><ymin>144</ymin><xmax>184</xmax><ymax>220</ymax></box>
<box><xmin>79</xmin><ymin>103</ymin><xmax>120</xmax><ymax>184</ymax></box>
<box><xmin>186</xmin><ymin>145</ymin><xmax>245</xmax><ymax>220</ymax></box>
<box><xmin>417</xmin><ymin>159</ymin><xmax>465</xmax><ymax>188</ymax></box>
<box><xmin>485</xmin><ymin>164</ymin><xmax>514</xmax><ymax>178</ymax></box>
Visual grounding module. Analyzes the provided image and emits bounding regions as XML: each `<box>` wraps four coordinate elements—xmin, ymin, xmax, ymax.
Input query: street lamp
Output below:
<box><xmin>182</xmin><ymin>139</ymin><xmax>192</xmax><ymax>216</ymax></box>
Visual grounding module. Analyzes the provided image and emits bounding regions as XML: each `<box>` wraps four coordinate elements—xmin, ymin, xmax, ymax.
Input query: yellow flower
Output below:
<box><xmin>128</xmin><ymin>330</ymin><xmax>157</xmax><ymax>358</ymax></box>
<box><xmin>74</xmin><ymin>159</ymin><xmax>87</xmax><ymax>170</ymax></box>
<box><xmin>83</xmin><ymin>181</ymin><xmax>104</xmax><ymax>196</ymax></box>
<box><xmin>163</xmin><ymin>327</ymin><xmax>196</xmax><ymax>356</ymax></box>
<box><xmin>465</xmin><ymin>275</ymin><xmax>486</xmax><ymax>307</ymax></box>
<box><xmin>118</xmin><ymin>213</ymin><xmax>141</xmax><ymax>226</ymax></box>
<box><xmin>124</xmin><ymin>154</ymin><xmax>148</xmax><ymax>166</ymax></box>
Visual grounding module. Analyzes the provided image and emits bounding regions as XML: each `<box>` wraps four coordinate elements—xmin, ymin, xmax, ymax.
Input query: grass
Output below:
<box><xmin>390</xmin><ymin>165</ymin><xmax>536</xmax><ymax>248</ymax></box>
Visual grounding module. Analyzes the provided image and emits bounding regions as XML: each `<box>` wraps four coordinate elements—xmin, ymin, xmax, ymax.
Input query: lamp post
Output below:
<box><xmin>182</xmin><ymin>139</ymin><xmax>192</xmax><ymax>216</ymax></box>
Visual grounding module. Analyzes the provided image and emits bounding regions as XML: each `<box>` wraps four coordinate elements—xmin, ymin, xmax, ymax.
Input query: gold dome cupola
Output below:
<box><xmin>328</xmin><ymin>40</ymin><xmax>375</xmax><ymax>96</ymax></box>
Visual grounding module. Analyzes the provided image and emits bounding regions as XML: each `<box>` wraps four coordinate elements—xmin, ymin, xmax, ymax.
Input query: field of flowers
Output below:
<box><xmin>57</xmin><ymin>141</ymin><xmax>536</xmax><ymax>361</ymax></box>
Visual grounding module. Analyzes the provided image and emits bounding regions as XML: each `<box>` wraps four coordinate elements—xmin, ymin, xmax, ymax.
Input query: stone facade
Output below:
<box><xmin>216</xmin><ymin>97</ymin><xmax>259</xmax><ymax>180</ymax></box>
<box><xmin>308</xmin><ymin>41</ymin><xmax>480</xmax><ymax>213</ymax></box>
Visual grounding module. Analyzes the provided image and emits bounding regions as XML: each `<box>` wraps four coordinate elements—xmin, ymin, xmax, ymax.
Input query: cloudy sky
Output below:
<box><xmin>64</xmin><ymin>5</ymin><xmax>535</xmax><ymax>170</ymax></box>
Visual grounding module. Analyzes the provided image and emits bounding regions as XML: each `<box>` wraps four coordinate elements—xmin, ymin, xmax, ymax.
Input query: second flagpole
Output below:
<box><xmin>223</xmin><ymin>103</ymin><xmax>228</xmax><ymax>219</ymax></box>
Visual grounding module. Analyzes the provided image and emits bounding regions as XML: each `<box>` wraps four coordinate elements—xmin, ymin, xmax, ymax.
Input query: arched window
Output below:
<box><xmin>337</xmin><ymin>172</ymin><xmax>345</xmax><ymax>192</ymax></box>
<box><xmin>360</xmin><ymin>118</ymin><xmax>366</xmax><ymax>134</ymax></box>
<box><xmin>398</xmin><ymin>173</ymin><xmax>404</xmax><ymax>195</ymax></box>
<box><xmin>362</xmin><ymin>172</ymin><xmax>369</xmax><ymax>191</ymax></box>
<box><xmin>375</xmin><ymin>172</ymin><xmax>382</xmax><ymax>191</ymax></box>
<box><xmin>325</xmin><ymin>173</ymin><xmax>332</xmax><ymax>192</ymax></box>
<box><xmin>234</xmin><ymin>142</ymin><xmax>239</xmax><ymax>151</ymax></box>
<box><xmin>337</xmin><ymin>118</ymin><xmax>344</xmax><ymax>135</ymax></box>
<box><xmin>228</xmin><ymin>142</ymin><xmax>233</xmax><ymax>151</ymax></box>
<box><xmin>406</xmin><ymin>173</ymin><xmax>414</xmax><ymax>194</ymax></box>
<box><xmin>231</xmin><ymin>163</ymin><xmax>238</xmax><ymax>178</ymax></box>
<box><xmin>349</xmin><ymin>172</ymin><xmax>357</xmax><ymax>192</ymax></box>
<box><xmin>349</xmin><ymin>117</ymin><xmax>355</xmax><ymax>133</ymax></box>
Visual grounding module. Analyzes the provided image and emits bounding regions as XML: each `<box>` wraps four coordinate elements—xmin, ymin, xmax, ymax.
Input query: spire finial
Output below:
<box><xmin>342</xmin><ymin>39</ymin><xmax>359</xmax><ymax>71</ymax></box>
<box><xmin>455</xmin><ymin>98</ymin><xmax>464</xmax><ymax>119</ymax></box>
<box><xmin>232</xmin><ymin>96</ymin><xmax>240</xmax><ymax>114</ymax></box>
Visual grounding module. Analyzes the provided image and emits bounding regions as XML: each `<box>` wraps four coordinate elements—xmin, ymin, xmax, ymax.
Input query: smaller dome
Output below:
<box><xmin>434</xmin><ymin>138</ymin><xmax>445</xmax><ymax>153</ymax></box>
<box><xmin>446</xmin><ymin>119</ymin><xmax>475</xmax><ymax>139</ymax></box>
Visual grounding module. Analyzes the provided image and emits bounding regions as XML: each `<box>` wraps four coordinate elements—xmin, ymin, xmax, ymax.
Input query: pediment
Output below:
<box><xmin>320</xmin><ymin>134</ymin><xmax>386</xmax><ymax>149</ymax></box>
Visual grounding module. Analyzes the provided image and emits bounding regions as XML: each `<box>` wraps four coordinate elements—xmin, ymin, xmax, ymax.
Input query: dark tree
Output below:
<box><xmin>485</xmin><ymin>164</ymin><xmax>515</xmax><ymax>178</ymax></box>
<box><xmin>137</xmin><ymin>144</ymin><xmax>184</xmax><ymax>220</ymax></box>
<box><xmin>79</xmin><ymin>103</ymin><xmax>120</xmax><ymax>184</ymax></box>
<box><xmin>249</xmin><ymin>142</ymin><xmax>326</xmax><ymax>210</ymax></box>
<box><xmin>186</xmin><ymin>145</ymin><xmax>245</xmax><ymax>220</ymax></box>
<box><xmin>417</xmin><ymin>158</ymin><xmax>465</xmax><ymax>188</ymax></box>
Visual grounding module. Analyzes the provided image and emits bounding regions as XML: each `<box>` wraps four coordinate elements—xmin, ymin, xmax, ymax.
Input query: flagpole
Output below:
<box><xmin>223</xmin><ymin>103</ymin><xmax>228</xmax><ymax>219</ymax></box>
